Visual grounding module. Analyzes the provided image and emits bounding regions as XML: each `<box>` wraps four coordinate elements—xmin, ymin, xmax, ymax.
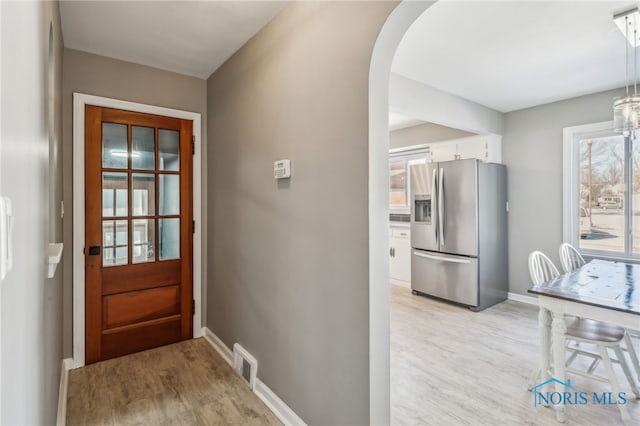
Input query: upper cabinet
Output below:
<box><xmin>430</xmin><ymin>134</ymin><xmax>502</xmax><ymax>163</ymax></box>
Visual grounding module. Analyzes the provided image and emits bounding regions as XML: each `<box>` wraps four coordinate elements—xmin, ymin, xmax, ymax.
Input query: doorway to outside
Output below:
<box><xmin>73</xmin><ymin>94</ymin><xmax>203</xmax><ymax>368</ymax></box>
<box><xmin>84</xmin><ymin>105</ymin><xmax>193</xmax><ymax>364</ymax></box>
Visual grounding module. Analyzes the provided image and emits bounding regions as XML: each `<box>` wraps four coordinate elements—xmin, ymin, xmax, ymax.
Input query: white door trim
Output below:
<box><xmin>72</xmin><ymin>93</ymin><xmax>203</xmax><ymax>368</ymax></box>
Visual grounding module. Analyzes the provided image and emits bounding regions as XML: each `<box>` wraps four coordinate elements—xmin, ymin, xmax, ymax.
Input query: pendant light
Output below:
<box><xmin>614</xmin><ymin>9</ymin><xmax>640</xmax><ymax>137</ymax></box>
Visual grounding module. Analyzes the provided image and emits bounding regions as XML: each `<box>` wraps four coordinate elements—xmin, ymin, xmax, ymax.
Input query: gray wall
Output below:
<box><xmin>206</xmin><ymin>2</ymin><xmax>396</xmax><ymax>424</ymax></box>
<box><xmin>503</xmin><ymin>87</ymin><xmax>624</xmax><ymax>296</ymax></box>
<box><xmin>61</xmin><ymin>49</ymin><xmax>207</xmax><ymax>357</ymax></box>
<box><xmin>0</xmin><ymin>0</ymin><xmax>64</xmax><ymax>423</ymax></box>
<box><xmin>390</xmin><ymin>122</ymin><xmax>474</xmax><ymax>149</ymax></box>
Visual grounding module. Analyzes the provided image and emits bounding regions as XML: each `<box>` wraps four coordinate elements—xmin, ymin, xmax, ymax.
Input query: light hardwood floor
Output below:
<box><xmin>66</xmin><ymin>338</ymin><xmax>281</xmax><ymax>426</ymax></box>
<box><xmin>66</xmin><ymin>287</ymin><xmax>639</xmax><ymax>425</ymax></box>
<box><xmin>390</xmin><ymin>285</ymin><xmax>640</xmax><ymax>426</ymax></box>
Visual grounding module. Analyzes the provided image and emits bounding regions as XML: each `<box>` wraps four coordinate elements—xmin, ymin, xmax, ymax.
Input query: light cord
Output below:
<box><xmin>627</xmin><ymin>16</ymin><xmax>630</xmax><ymax>96</ymax></box>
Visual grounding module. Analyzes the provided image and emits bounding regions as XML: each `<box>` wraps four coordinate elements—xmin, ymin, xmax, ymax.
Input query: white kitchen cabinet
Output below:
<box><xmin>390</xmin><ymin>225</ymin><xmax>411</xmax><ymax>286</ymax></box>
<box><xmin>430</xmin><ymin>142</ymin><xmax>458</xmax><ymax>163</ymax></box>
<box><xmin>429</xmin><ymin>134</ymin><xmax>502</xmax><ymax>164</ymax></box>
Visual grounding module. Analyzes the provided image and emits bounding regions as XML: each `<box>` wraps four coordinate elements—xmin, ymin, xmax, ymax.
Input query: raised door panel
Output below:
<box><xmin>103</xmin><ymin>285</ymin><xmax>180</xmax><ymax>329</ymax></box>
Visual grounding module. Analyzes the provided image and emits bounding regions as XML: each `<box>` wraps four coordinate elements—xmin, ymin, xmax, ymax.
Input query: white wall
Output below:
<box><xmin>502</xmin><ymin>87</ymin><xmax>624</xmax><ymax>296</ymax></box>
<box><xmin>389</xmin><ymin>73</ymin><xmax>504</xmax><ymax>135</ymax></box>
<box><xmin>0</xmin><ymin>1</ymin><xmax>64</xmax><ymax>424</ymax></box>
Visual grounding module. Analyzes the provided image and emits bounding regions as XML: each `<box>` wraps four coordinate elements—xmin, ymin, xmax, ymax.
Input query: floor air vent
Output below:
<box><xmin>233</xmin><ymin>343</ymin><xmax>258</xmax><ymax>390</ymax></box>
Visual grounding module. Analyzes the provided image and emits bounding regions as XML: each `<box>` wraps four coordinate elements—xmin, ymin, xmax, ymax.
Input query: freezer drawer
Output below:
<box><xmin>411</xmin><ymin>249</ymin><xmax>478</xmax><ymax>307</ymax></box>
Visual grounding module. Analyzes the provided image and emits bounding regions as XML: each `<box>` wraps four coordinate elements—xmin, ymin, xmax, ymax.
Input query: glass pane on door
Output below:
<box><xmin>158</xmin><ymin>129</ymin><xmax>180</xmax><ymax>171</ymax></box>
<box><xmin>102</xmin><ymin>123</ymin><xmax>128</xmax><ymax>169</ymax></box>
<box><xmin>132</xmin><ymin>126</ymin><xmax>155</xmax><ymax>170</ymax></box>
<box><xmin>98</xmin><ymin>117</ymin><xmax>187</xmax><ymax>267</ymax></box>
<box><xmin>132</xmin><ymin>219</ymin><xmax>155</xmax><ymax>263</ymax></box>
<box><xmin>102</xmin><ymin>172</ymin><xmax>128</xmax><ymax>217</ymax></box>
<box><xmin>159</xmin><ymin>218</ymin><xmax>180</xmax><ymax>260</ymax></box>
<box><xmin>132</xmin><ymin>173</ymin><xmax>155</xmax><ymax>216</ymax></box>
<box><xmin>103</xmin><ymin>220</ymin><xmax>128</xmax><ymax>266</ymax></box>
<box><xmin>159</xmin><ymin>174</ymin><xmax>180</xmax><ymax>215</ymax></box>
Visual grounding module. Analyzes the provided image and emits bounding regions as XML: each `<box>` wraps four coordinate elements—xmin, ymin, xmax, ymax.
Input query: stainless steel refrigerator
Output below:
<box><xmin>410</xmin><ymin>158</ymin><xmax>508</xmax><ymax>311</ymax></box>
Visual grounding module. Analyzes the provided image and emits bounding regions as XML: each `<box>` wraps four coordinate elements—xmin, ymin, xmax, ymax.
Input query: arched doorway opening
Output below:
<box><xmin>368</xmin><ymin>2</ymin><xmax>433</xmax><ymax>423</ymax></box>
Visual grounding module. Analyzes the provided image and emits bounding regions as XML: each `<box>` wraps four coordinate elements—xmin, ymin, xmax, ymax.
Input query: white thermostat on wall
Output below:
<box><xmin>274</xmin><ymin>159</ymin><xmax>291</xmax><ymax>179</ymax></box>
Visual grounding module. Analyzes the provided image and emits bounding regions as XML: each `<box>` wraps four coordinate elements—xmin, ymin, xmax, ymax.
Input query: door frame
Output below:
<box><xmin>72</xmin><ymin>93</ymin><xmax>203</xmax><ymax>368</ymax></box>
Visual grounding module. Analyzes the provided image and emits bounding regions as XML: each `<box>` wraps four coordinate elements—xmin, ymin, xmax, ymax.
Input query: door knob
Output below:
<box><xmin>88</xmin><ymin>246</ymin><xmax>101</xmax><ymax>255</ymax></box>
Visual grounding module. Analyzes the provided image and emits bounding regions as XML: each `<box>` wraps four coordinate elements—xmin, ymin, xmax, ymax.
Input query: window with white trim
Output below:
<box><xmin>389</xmin><ymin>147</ymin><xmax>429</xmax><ymax>213</ymax></box>
<box><xmin>563</xmin><ymin>121</ymin><xmax>640</xmax><ymax>258</ymax></box>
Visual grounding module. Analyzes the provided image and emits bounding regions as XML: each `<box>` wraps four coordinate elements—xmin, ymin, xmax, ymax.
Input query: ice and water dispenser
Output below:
<box><xmin>414</xmin><ymin>195</ymin><xmax>432</xmax><ymax>224</ymax></box>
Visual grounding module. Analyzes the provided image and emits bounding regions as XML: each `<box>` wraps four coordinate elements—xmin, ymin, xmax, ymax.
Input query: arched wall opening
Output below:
<box><xmin>368</xmin><ymin>2</ymin><xmax>434</xmax><ymax>424</ymax></box>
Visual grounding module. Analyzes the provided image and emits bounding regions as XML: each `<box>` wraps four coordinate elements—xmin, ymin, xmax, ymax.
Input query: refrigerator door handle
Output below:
<box><xmin>413</xmin><ymin>251</ymin><xmax>471</xmax><ymax>264</ymax></box>
<box><xmin>431</xmin><ymin>167</ymin><xmax>438</xmax><ymax>245</ymax></box>
<box><xmin>438</xmin><ymin>167</ymin><xmax>445</xmax><ymax>247</ymax></box>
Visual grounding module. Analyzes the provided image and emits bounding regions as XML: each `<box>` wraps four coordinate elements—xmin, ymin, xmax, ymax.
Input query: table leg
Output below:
<box><xmin>552</xmin><ymin>311</ymin><xmax>567</xmax><ymax>423</ymax></box>
<box><xmin>537</xmin><ymin>308</ymin><xmax>552</xmax><ymax>396</ymax></box>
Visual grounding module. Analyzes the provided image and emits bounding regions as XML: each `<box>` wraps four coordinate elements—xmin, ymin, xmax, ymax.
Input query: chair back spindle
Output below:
<box><xmin>559</xmin><ymin>243</ymin><xmax>586</xmax><ymax>274</ymax></box>
<box><xmin>528</xmin><ymin>251</ymin><xmax>560</xmax><ymax>285</ymax></box>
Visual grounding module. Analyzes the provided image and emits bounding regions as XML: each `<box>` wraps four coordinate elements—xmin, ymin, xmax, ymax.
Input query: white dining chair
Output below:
<box><xmin>558</xmin><ymin>243</ymin><xmax>640</xmax><ymax>386</ymax></box>
<box><xmin>528</xmin><ymin>250</ymin><xmax>560</xmax><ymax>286</ymax></box>
<box><xmin>528</xmin><ymin>251</ymin><xmax>640</xmax><ymax>425</ymax></box>
<box><xmin>558</xmin><ymin>243</ymin><xmax>585</xmax><ymax>274</ymax></box>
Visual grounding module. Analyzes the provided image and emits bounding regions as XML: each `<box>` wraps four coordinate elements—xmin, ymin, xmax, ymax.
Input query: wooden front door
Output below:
<box><xmin>85</xmin><ymin>105</ymin><xmax>193</xmax><ymax>364</ymax></box>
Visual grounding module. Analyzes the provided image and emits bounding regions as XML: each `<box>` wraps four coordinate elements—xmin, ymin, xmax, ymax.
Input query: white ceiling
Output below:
<box><xmin>59</xmin><ymin>1</ymin><xmax>286</xmax><ymax>79</ymax></box>
<box><xmin>392</xmin><ymin>1</ymin><xmax>635</xmax><ymax>113</ymax></box>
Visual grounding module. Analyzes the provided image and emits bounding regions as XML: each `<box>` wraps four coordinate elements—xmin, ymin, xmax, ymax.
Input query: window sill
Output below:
<box><xmin>579</xmin><ymin>251</ymin><xmax>640</xmax><ymax>264</ymax></box>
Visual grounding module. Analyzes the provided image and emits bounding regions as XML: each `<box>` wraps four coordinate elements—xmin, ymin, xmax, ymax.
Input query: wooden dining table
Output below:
<box><xmin>528</xmin><ymin>258</ymin><xmax>640</xmax><ymax>423</ymax></box>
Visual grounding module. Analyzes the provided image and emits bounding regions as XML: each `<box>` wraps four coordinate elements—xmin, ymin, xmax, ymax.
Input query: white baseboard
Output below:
<box><xmin>202</xmin><ymin>327</ymin><xmax>233</xmax><ymax>366</ymax></box>
<box><xmin>56</xmin><ymin>358</ymin><xmax>73</xmax><ymax>426</ymax></box>
<box><xmin>390</xmin><ymin>280</ymin><xmax>411</xmax><ymax>289</ymax></box>
<box><xmin>507</xmin><ymin>292</ymin><xmax>538</xmax><ymax>306</ymax></box>
<box><xmin>202</xmin><ymin>327</ymin><xmax>306</xmax><ymax>426</ymax></box>
<box><xmin>254</xmin><ymin>378</ymin><xmax>307</xmax><ymax>426</ymax></box>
